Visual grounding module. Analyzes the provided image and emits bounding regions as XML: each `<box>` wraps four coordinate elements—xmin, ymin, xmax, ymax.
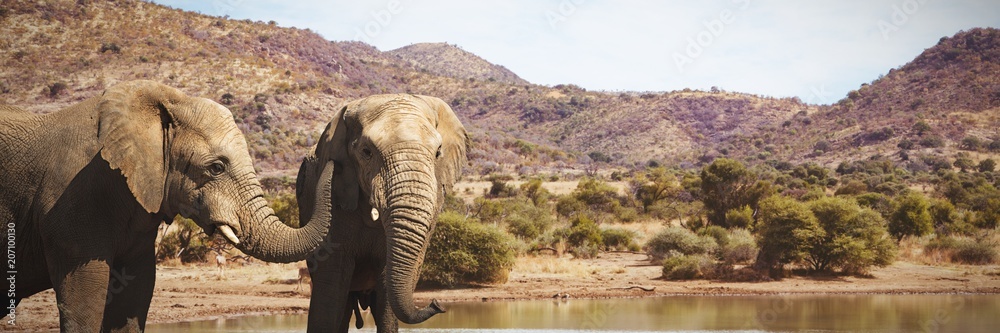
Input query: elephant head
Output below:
<box><xmin>97</xmin><ymin>80</ymin><xmax>332</xmax><ymax>262</ymax></box>
<box><xmin>303</xmin><ymin>94</ymin><xmax>467</xmax><ymax>324</ymax></box>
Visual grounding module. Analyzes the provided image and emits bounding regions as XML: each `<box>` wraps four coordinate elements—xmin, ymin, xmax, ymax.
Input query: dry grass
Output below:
<box><xmin>511</xmin><ymin>256</ymin><xmax>598</xmax><ymax>278</ymax></box>
<box><xmin>601</xmin><ymin>220</ymin><xmax>668</xmax><ymax>246</ymax></box>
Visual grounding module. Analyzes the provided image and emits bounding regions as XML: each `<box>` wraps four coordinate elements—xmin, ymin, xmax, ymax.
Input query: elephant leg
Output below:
<box><xmin>374</xmin><ymin>274</ymin><xmax>399</xmax><ymax>333</ymax></box>
<box><xmin>50</xmin><ymin>258</ymin><xmax>111</xmax><ymax>332</ymax></box>
<box><xmin>101</xmin><ymin>244</ymin><xmax>156</xmax><ymax>333</ymax></box>
<box><xmin>306</xmin><ymin>250</ymin><xmax>355</xmax><ymax>333</ymax></box>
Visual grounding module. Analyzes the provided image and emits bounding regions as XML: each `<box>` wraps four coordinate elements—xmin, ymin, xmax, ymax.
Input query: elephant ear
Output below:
<box><xmin>418</xmin><ymin>96</ymin><xmax>469</xmax><ymax>190</ymax></box>
<box><xmin>314</xmin><ymin>105</ymin><xmax>359</xmax><ymax>211</ymax></box>
<box><xmin>97</xmin><ymin>80</ymin><xmax>183</xmax><ymax>214</ymax></box>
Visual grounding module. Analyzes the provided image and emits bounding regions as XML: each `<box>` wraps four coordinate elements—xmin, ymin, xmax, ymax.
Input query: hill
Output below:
<box><xmin>387</xmin><ymin>42</ymin><xmax>527</xmax><ymax>85</ymax></box>
<box><xmin>2</xmin><ymin>0</ymin><xmax>996</xmax><ymax>179</ymax></box>
<box><xmin>776</xmin><ymin>28</ymin><xmax>1000</xmax><ymax>167</ymax></box>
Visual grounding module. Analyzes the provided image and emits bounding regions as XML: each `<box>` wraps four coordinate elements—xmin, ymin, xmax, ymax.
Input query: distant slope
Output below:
<box><xmin>2</xmin><ymin>0</ymin><xmax>995</xmax><ymax>177</ymax></box>
<box><xmin>387</xmin><ymin>43</ymin><xmax>528</xmax><ymax>85</ymax></box>
<box><xmin>793</xmin><ymin>28</ymin><xmax>1000</xmax><ymax>166</ymax></box>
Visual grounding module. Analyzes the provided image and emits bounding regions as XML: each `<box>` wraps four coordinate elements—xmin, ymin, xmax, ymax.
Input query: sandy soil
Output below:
<box><xmin>6</xmin><ymin>253</ymin><xmax>999</xmax><ymax>332</ymax></box>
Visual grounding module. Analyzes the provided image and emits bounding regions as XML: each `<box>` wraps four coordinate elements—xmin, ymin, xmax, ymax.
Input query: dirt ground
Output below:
<box><xmin>7</xmin><ymin>253</ymin><xmax>999</xmax><ymax>331</ymax></box>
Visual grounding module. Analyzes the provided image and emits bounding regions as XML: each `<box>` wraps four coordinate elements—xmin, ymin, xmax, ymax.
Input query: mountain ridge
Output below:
<box><xmin>2</xmin><ymin>0</ymin><xmax>996</xmax><ymax>178</ymax></box>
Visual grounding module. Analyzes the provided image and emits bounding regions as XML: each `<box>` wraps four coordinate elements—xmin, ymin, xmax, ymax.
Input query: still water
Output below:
<box><xmin>149</xmin><ymin>294</ymin><xmax>999</xmax><ymax>332</ymax></box>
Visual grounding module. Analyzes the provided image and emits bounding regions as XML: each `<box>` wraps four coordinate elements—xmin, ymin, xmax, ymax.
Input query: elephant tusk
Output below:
<box><xmin>218</xmin><ymin>225</ymin><xmax>240</xmax><ymax>245</ymax></box>
<box><xmin>371</xmin><ymin>208</ymin><xmax>380</xmax><ymax>221</ymax></box>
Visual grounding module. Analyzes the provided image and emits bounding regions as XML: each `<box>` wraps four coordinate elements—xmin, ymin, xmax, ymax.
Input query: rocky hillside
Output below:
<box><xmin>787</xmin><ymin>28</ymin><xmax>1000</xmax><ymax>167</ymax></box>
<box><xmin>2</xmin><ymin>0</ymin><xmax>996</xmax><ymax>178</ymax></box>
<box><xmin>387</xmin><ymin>43</ymin><xmax>527</xmax><ymax>85</ymax></box>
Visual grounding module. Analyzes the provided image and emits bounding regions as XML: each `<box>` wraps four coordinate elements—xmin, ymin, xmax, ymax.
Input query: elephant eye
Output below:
<box><xmin>436</xmin><ymin>146</ymin><xmax>442</xmax><ymax>159</ymax></box>
<box><xmin>208</xmin><ymin>161</ymin><xmax>226</xmax><ymax>176</ymax></box>
<box><xmin>361</xmin><ymin>147</ymin><xmax>373</xmax><ymax>160</ymax></box>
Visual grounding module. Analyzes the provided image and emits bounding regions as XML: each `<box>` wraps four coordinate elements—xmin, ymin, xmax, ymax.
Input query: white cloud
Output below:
<box><xmin>154</xmin><ymin>0</ymin><xmax>1000</xmax><ymax>101</ymax></box>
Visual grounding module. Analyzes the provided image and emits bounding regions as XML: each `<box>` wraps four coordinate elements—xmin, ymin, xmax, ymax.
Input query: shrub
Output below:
<box><xmin>519</xmin><ymin>178</ymin><xmax>552</xmax><ymax>206</ymax></box>
<box><xmin>487</xmin><ymin>177</ymin><xmax>518</xmax><ymax>198</ymax></box>
<box><xmin>889</xmin><ymin>191</ymin><xmax>933</xmax><ymax>240</ymax></box>
<box><xmin>612</xmin><ymin>204</ymin><xmax>639</xmax><ymax>222</ymax></box>
<box><xmin>919</xmin><ymin>135</ymin><xmax>945</xmax><ymax>148</ymax></box>
<box><xmin>805</xmin><ymin>197</ymin><xmax>897</xmax><ymax>274</ymax></box>
<box><xmin>567</xmin><ymin>214</ymin><xmax>602</xmax><ymax>248</ymax></box>
<box><xmin>156</xmin><ymin>217</ymin><xmax>211</xmax><ymax>263</ymax></box>
<box><xmin>724</xmin><ymin>206</ymin><xmax>754</xmax><ymax>229</ymax></box>
<box><xmin>928</xmin><ymin>198</ymin><xmax>957</xmax><ymax>233</ymax></box>
<box><xmin>753</xmin><ymin>195</ymin><xmax>822</xmax><ymax>275</ymax></box>
<box><xmin>925</xmin><ymin>234</ymin><xmax>998</xmax><ymax>265</ymax></box>
<box><xmin>601</xmin><ymin>228</ymin><xmax>638</xmax><ymax>251</ymax></box>
<box><xmin>47</xmin><ymin>82</ymin><xmax>68</xmax><ymax>98</ymax></box>
<box><xmin>420</xmin><ymin>212</ymin><xmax>518</xmax><ymax>287</ymax></box>
<box><xmin>572</xmin><ymin>177</ymin><xmax>622</xmax><ymax>213</ymax></box>
<box><xmin>645</xmin><ymin>227</ymin><xmax>717</xmax><ymax>262</ymax></box>
<box><xmin>979</xmin><ymin>159</ymin><xmax>996</xmax><ymax>172</ymax></box>
<box><xmin>556</xmin><ymin>195</ymin><xmax>587</xmax><ymax>218</ymax></box>
<box><xmin>698</xmin><ymin>225</ymin><xmax>730</xmax><ymax>248</ymax></box>
<box><xmin>720</xmin><ymin>228</ymin><xmax>758</xmax><ymax>264</ymax></box>
<box><xmin>267</xmin><ymin>192</ymin><xmax>299</xmax><ymax>228</ymax></box>
<box><xmin>835</xmin><ymin>180</ymin><xmax>868</xmax><ymax>196</ymax></box>
<box><xmin>954</xmin><ymin>242</ymin><xmax>997</xmax><ymax>265</ymax></box>
<box><xmin>662</xmin><ymin>254</ymin><xmax>713</xmax><ymax>280</ymax></box>
<box><xmin>507</xmin><ymin>215</ymin><xmax>544</xmax><ymax>240</ymax></box>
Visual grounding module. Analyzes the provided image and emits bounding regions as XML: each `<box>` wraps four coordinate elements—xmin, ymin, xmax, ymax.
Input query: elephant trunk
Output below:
<box><xmin>236</xmin><ymin>160</ymin><xmax>335</xmax><ymax>263</ymax></box>
<box><xmin>382</xmin><ymin>152</ymin><xmax>445</xmax><ymax>324</ymax></box>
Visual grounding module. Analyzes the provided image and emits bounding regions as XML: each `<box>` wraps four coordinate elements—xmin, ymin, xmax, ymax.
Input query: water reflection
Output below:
<box><xmin>149</xmin><ymin>294</ymin><xmax>1000</xmax><ymax>332</ymax></box>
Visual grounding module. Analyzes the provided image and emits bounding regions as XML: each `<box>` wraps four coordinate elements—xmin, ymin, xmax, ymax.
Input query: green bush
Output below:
<box><xmin>805</xmin><ymin>197</ymin><xmax>897</xmax><ymax>274</ymax></box>
<box><xmin>662</xmin><ymin>254</ymin><xmax>713</xmax><ymax>280</ymax></box>
<box><xmin>720</xmin><ymin>228</ymin><xmax>758</xmax><ymax>264</ymax></box>
<box><xmin>889</xmin><ymin>191</ymin><xmax>933</xmax><ymax>240</ymax></box>
<box><xmin>421</xmin><ymin>212</ymin><xmax>518</xmax><ymax>287</ymax></box>
<box><xmin>567</xmin><ymin>214</ymin><xmax>603</xmax><ymax>248</ymax></box>
<box><xmin>698</xmin><ymin>225</ymin><xmax>730</xmax><ymax>248</ymax></box>
<box><xmin>267</xmin><ymin>192</ymin><xmax>299</xmax><ymax>228</ymax></box>
<box><xmin>645</xmin><ymin>227</ymin><xmax>718</xmax><ymax>261</ymax></box>
<box><xmin>556</xmin><ymin>195</ymin><xmax>587</xmax><ymax>218</ymax></box>
<box><xmin>954</xmin><ymin>242</ymin><xmax>998</xmax><ymax>265</ymax></box>
<box><xmin>601</xmin><ymin>228</ymin><xmax>638</xmax><ymax>251</ymax></box>
<box><xmin>572</xmin><ymin>177</ymin><xmax>623</xmax><ymax>214</ymax></box>
<box><xmin>520</xmin><ymin>178</ymin><xmax>552</xmax><ymax>206</ymax></box>
<box><xmin>724</xmin><ymin>206</ymin><xmax>754</xmax><ymax>229</ymax></box>
<box><xmin>753</xmin><ymin>195</ymin><xmax>822</xmax><ymax>275</ymax></box>
<box><xmin>926</xmin><ymin>233</ymin><xmax>998</xmax><ymax>265</ymax></box>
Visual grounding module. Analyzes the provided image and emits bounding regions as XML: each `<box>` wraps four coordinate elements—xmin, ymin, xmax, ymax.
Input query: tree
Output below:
<box><xmin>804</xmin><ymin>197</ymin><xmax>896</xmax><ymax>274</ymax></box>
<box><xmin>700</xmin><ymin>158</ymin><xmax>770</xmax><ymax>228</ymax></box>
<box><xmin>630</xmin><ymin>167</ymin><xmax>682</xmax><ymax>211</ymax></box>
<box><xmin>572</xmin><ymin>177</ymin><xmax>622</xmax><ymax>214</ymax></box>
<box><xmin>888</xmin><ymin>191</ymin><xmax>933</xmax><ymax>240</ymax></box>
<box><xmin>753</xmin><ymin>196</ymin><xmax>822</xmax><ymax>276</ymax></box>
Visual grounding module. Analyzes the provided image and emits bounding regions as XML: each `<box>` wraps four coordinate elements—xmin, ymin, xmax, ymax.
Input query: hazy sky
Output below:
<box><xmin>153</xmin><ymin>0</ymin><xmax>999</xmax><ymax>103</ymax></box>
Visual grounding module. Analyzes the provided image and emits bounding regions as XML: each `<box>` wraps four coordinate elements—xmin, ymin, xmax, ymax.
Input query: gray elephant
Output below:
<box><xmin>296</xmin><ymin>94</ymin><xmax>468</xmax><ymax>332</ymax></box>
<box><xmin>0</xmin><ymin>80</ymin><xmax>335</xmax><ymax>332</ymax></box>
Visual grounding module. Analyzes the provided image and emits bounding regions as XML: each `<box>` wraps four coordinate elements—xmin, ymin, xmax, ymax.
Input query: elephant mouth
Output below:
<box><xmin>205</xmin><ymin>223</ymin><xmax>241</xmax><ymax>245</ymax></box>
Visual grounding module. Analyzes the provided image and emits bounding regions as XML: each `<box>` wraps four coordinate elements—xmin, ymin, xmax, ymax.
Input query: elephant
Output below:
<box><xmin>296</xmin><ymin>94</ymin><xmax>468</xmax><ymax>332</ymax></box>
<box><xmin>0</xmin><ymin>80</ymin><xmax>335</xmax><ymax>332</ymax></box>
